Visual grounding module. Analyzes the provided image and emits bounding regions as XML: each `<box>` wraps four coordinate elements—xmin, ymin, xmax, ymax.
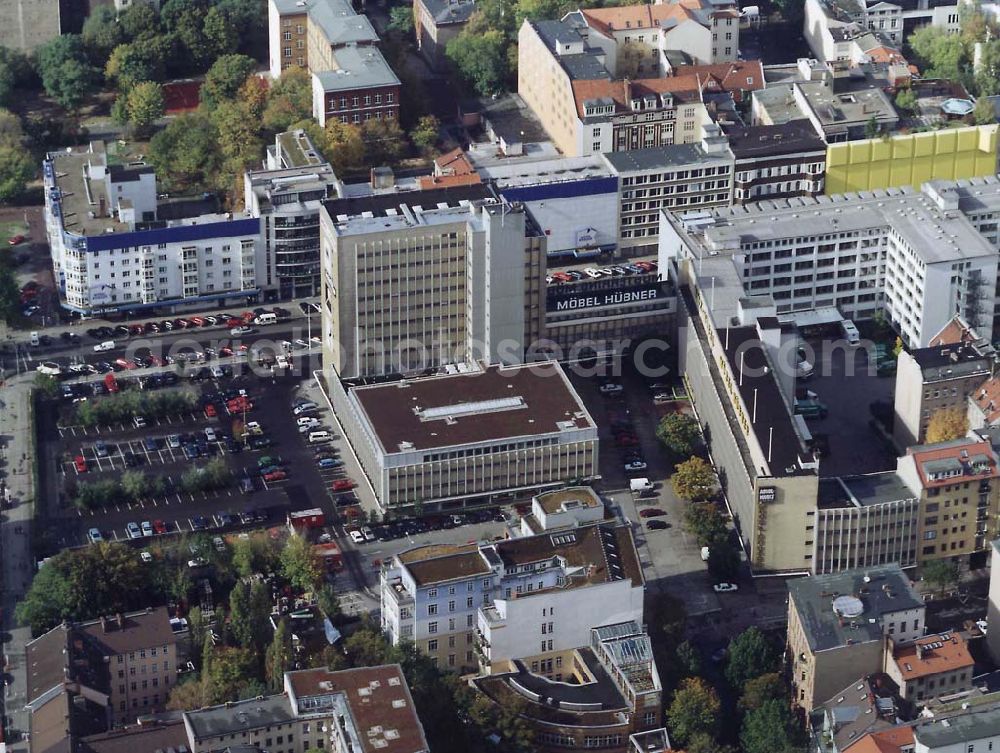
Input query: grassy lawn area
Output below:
<box><xmin>0</xmin><ymin>220</ymin><xmax>30</xmax><ymax>244</ymax></box>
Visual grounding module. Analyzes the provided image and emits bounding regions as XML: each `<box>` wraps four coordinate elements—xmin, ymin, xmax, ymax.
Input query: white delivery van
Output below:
<box><xmin>841</xmin><ymin>319</ymin><xmax>860</xmax><ymax>346</ymax></box>
<box><xmin>255</xmin><ymin>312</ymin><xmax>277</xmax><ymax>325</ymax></box>
<box><xmin>308</xmin><ymin>430</ymin><xmax>332</xmax><ymax>443</ymax></box>
<box><xmin>630</xmin><ymin>478</ymin><xmax>654</xmax><ymax>493</ymax></box>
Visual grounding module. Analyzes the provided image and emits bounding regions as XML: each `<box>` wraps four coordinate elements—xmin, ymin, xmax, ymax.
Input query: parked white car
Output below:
<box><xmin>93</xmin><ymin>340</ymin><xmax>116</xmax><ymax>352</ymax></box>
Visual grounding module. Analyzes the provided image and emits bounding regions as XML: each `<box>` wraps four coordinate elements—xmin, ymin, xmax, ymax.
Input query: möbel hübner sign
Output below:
<box><xmin>550</xmin><ymin>287</ymin><xmax>660</xmax><ymax>312</ymax></box>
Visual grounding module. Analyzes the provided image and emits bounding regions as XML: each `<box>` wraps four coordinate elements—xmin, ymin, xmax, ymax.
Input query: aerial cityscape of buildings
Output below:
<box><xmin>14</xmin><ymin>0</ymin><xmax>1000</xmax><ymax>752</ymax></box>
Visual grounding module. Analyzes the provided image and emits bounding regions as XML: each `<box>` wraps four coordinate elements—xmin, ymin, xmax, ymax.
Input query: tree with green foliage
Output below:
<box><xmin>672</xmin><ymin>456</ymin><xmax>716</xmax><ymax>501</ymax></box>
<box><xmin>126</xmin><ymin>81</ymin><xmax>165</xmax><ymax>137</ymax></box>
<box><xmin>687</xmin><ymin>733</ymin><xmax>737</xmax><ymax>753</ymax></box>
<box><xmin>908</xmin><ymin>24</ymin><xmax>968</xmax><ymax>80</ymax></box>
<box><xmin>739</xmin><ymin>672</ymin><xmax>786</xmax><ymax>712</ymax></box>
<box><xmin>682</xmin><ymin>502</ymin><xmax>728</xmax><ymax>547</ymax></box>
<box><xmin>203</xmin><ymin>5</ymin><xmax>239</xmax><ymax>60</ymax></box>
<box><xmin>0</xmin><ymin>263</ymin><xmax>18</xmax><ymax>322</ymax></box>
<box><xmin>923</xmin><ymin>558</ymin><xmax>961</xmax><ymax>595</ymax></box>
<box><xmin>894</xmin><ymin>87</ymin><xmax>917</xmax><ymax>114</ymax></box>
<box><xmin>316</xmin><ymin>583</ymin><xmax>342</xmax><ymax>621</ymax></box>
<box><xmin>668</xmin><ymin>677</ymin><xmax>720</xmax><ymax>746</ymax></box>
<box><xmin>200</xmin><ymin>53</ymin><xmax>256</xmax><ymax>110</ymax></box>
<box><xmin>656</xmin><ymin>412</ymin><xmax>700</xmax><ymax>456</ymax></box>
<box><xmin>0</xmin><ymin>141</ymin><xmax>33</xmax><ymax>203</ymax></box>
<box><xmin>120</xmin><ymin>1</ymin><xmax>162</xmax><ymax>40</ymax></box>
<box><xmin>213</xmin><ymin>99</ymin><xmax>263</xmax><ymax>178</ymax></box>
<box><xmin>361</xmin><ymin>117</ymin><xmax>407</xmax><ymax>166</ymax></box>
<box><xmin>229</xmin><ymin>579</ymin><xmax>272</xmax><ymax>652</ymax></box>
<box><xmin>15</xmin><ymin>542</ymin><xmax>149</xmax><ymax>636</ymax></box>
<box><xmin>105</xmin><ymin>42</ymin><xmax>165</xmax><ymax>92</ymax></box>
<box><xmin>388</xmin><ymin>6</ymin><xmax>415</xmax><ymax>34</ymax></box>
<box><xmin>740</xmin><ymin>699</ymin><xmax>796</xmax><ymax>753</ymax></box>
<box><xmin>409</xmin><ymin>114</ymin><xmax>440</xmax><ymax>156</ymax></box>
<box><xmin>446</xmin><ymin>29</ymin><xmax>507</xmax><ymax>96</ymax></box>
<box><xmin>974</xmin><ymin>95</ymin><xmax>997</xmax><ymax>124</ymax></box>
<box><xmin>266</xmin><ymin>620</ymin><xmax>293</xmax><ymax>690</ymax></box>
<box><xmin>262</xmin><ymin>66</ymin><xmax>313</xmax><ymax>132</ymax></box>
<box><xmin>280</xmin><ymin>533</ymin><xmax>321</xmax><ymax>591</ymax></box>
<box><xmin>150</xmin><ymin>111</ymin><xmax>222</xmax><ymax>191</ymax></box>
<box><xmin>202</xmin><ymin>645</ymin><xmax>257</xmax><ymax>704</ymax></box>
<box><xmin>36</xmin><ymin>35</ymin><xmax>97</xmax><ymax>111</ymax></box>
<box><xmin>295</xmin><ymin>118</ymin><xmax>366</xmax><ymax>173</ymax></box>
<box><xmin>675</xmin><ymin>640</ymin><xmax>702</xmax><ymax>676</ymax></box>
<box><xmin>726</xmin><ymin>627</ymin><xmax>780</xmax><ymax>689</ymax></box>
<box><xmin>82</xmin><ymin>6</ymin><xmax>125</xmax><ymax>63</ymax></box>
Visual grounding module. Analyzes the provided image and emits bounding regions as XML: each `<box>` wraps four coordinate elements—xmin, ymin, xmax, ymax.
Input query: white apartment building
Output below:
<box><xmin>380</xmin><ymin>519</ymin><xmax>643</xmax><ymax>672</ymax></box>
<box><xmin>659</xmin><ymin>177</ymin><xmax>1000</xmax><ymax>347</ymax></box>
<box><xmin>44</xmin><ymin>142</ymin><xmax>265</xmax><ymax>315</ymax></box>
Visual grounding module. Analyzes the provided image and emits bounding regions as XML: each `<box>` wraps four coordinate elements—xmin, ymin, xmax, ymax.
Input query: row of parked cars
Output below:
<box><xmin>546</xmin><ymin>260</ymin><xmax>657</xmax><ymax>285</ymax></box>
<box><xmin>600</xmin><ymin>382</ymin><xmax>650</xmax><ymax>474</ymax></box>
<box><xmin>84</xmin><ymin>307</ymin><xmax>292</xmax><ymax>341</ymax></box>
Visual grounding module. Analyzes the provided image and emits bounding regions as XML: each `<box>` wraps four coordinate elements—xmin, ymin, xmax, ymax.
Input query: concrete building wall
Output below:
<box><xmin>893</xmin><ymin>350</ymin><xmax>927</xmax><ymax>450</ymax></box>
<box><xmin>0</xmin><ymin>0</ymin><xmax>61</xmax><ymax>52</ymax></box>
<box><xmin>986</xmin><ymin>542</ymin><xmax>1000</xmax><ymax>663</ymax></box>
<box><xmin>814</xmin><ymin>497</ymin><xmax>920</xmax><ymax>574</ymax></box>
<box><xmin>518</xmin><ymin>21</ymin><xmax>580</xmax><ymax>157</ymax></box>
<box><xmin>269</xmin><ymin>3</ymin><xmax>309</xmax><ymax>77</ymax></box>
<box><xmin>481</xmin><ymin>581</ymin><xmax>644</xmax><ymax>666</ymax></box>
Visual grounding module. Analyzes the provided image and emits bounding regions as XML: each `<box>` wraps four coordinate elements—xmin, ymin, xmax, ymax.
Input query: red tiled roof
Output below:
<box><xmin>434</xmin><ymin>147</ymin><xmax>475</xmax><ymax>176</ymax></box>
<box><xmin>891</xmin><ymin>633</ymin><xmax>974</xmax><ymax>681</ymax></box>
<box><xmin>418</xmin><ymin>173</ymin><xmax>482</xmax><ymax>190</ymax></box>
<box><xmin>846</xmin><ymin>726</ymin><xmax>916</xmax><ymax>753</ymax></box>
<box><xmin>908</xmin><ymin>438</ymin><xmax>1000</xmax><ymax>489</ymax></box>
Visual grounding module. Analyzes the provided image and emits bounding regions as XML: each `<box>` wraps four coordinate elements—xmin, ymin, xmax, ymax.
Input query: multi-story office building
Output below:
<box><xmin>787</xmin><ymin>564</ymin><xmax>925</xmax><ymax>711</ymax></box>
<box><xmin>245</xmin><ymin>129</ymin><xmax>339</xmax><ymax>299</ymax></box>
<box><xmin>896</xmin><ymin>435</ymin><xmax>1000</xmax><ymax>568</ymax></box>
<box><xmin>603</xmin><ymin>136</ymin><xmax>735</xmax><ymax>250</ymax></box>
<box><xmin>318</xmin><ymin>185</ymin><xmax>532</xmax><ymax>378</ymax></box>
<box><xmin>380</xmin><ymin>518</ymin><xmax>641</xmax><ymax>671</ymax></box>
<box><xmin>268</xmin><ymin>0</ymin><xmax>401</xmax><ymax>125</ymax></box>
<box><xmin>893</xmin><ymin>331</ymin><xmax>994</xmax><ymax>448</ymax></box>
<box><xmin>25</xmin><ymin>607</ymin><xmax>177</xmax><ymax>733</ymax></box>
<box><xmin>722</xmin><ymin>119</ymin><xmax>827</xmax><ymax>204</ymax></box>
<box><xmin>659</xmin><ymin>178</ymin><xmax>1000</xmax><ymax>347</ymax></box>
<box><xmin>330</xmin><ymin>362</ymin><xmax>598</xmax><ymax>513</ymax></box>
<box><xmin>44</xmin><ymin>141</ymin><xmax>264</xmax><ymax>316</ymax></box>
<box><xmin>183</xmin><ymin>665</ymin><xmax>429</xmax><ymax>753</ymax></box>
<box><xmin>814</xmin><ymin>473</ymin><xmax>920</xmax><ymax>574</ymax></box>
<box><xmin>883</xmin><ymin>632</ymin><xmax>975</xmax><ymax>705</ymax></box>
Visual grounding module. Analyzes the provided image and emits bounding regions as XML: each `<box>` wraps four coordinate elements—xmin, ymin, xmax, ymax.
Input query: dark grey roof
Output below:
<box><xmin>915</xmin><ymin>707</ymin><xmax>1000</xmax><ymax>746</ymax></box>
<box><xmin>837</xmin><ymin>472</ymin><xmax>918</xmax><ymax>508</ymax></box>
<box><xmin>314</xmin><ymin>47</ymin><xmax>399</xmax><ymax>92</ymax></box>
<box><xmin>107</xmin><ymin>165</ymin><xmax>155</xmax><ymax>183</ymax></box>
<box><xmin>184</xmin><ymin>696</ymin><xmax>296</xmax><ymax>740</ymax></box>
<box><xmin>530</xmin><ymin>19</ymin><xmax>610</xmax><ymax>80</ymax></box>
<box><xmin>419</xmin><ymin>0</ymin><xmax>476</xmax><ymax>26</ymax></box>
<box><xmin>603</xmin><ymin>143</ymin><xmax>727</xmax><ymax>172</ymax></box>
<box><xmin>723</xmin><ymin>119</ymin><xmax>826</xmax><ymax>160</ymax></box>
<box><xmin>911</xmin><ymin>341</ymin><xmax>993</xmax><ymax>380</ymax></box>
<box><xmin>788</xmin><ymin>565</ymin><xmax>923</xmax><ymax>653</ymax></box>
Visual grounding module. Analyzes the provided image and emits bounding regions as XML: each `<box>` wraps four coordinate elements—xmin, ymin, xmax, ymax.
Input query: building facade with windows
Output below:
<box><xmin>896</xmin><ymin>435</ymin><xmax>1000</xmax><ymax>569</ymax></box>
<box><xmin>787</xmin><ymin>565</ymin><xmax>925</xmax><ymax>712</ymax></box>
<box><xmin>245</xmin><ymin>129</ymin><xmax>339</xmax><ymax>299</ymax></box>
<box><xmin>44</xmin><ymin>142</ymin><xmax>265</xmax><ymax>316</ymax></box>
<box><xmin>659</xmin><ymin>178</ymin><xmax>1000</xmax><ymax>346</ymax></box>
<box><xmin>883</xmin><ymin>632</ymin><xmax>975</xmax><ymax>705</ymax></box>
<box><xmin>380</xmin><ymin>519</ymin><xmax>642</xmax><ymax>673</ymax></box>
<box><xmin>723</xmin><ymin>119</ymin><xmax>827</xmax><ymax>204</ymax></box>
<box><xmin>331</xmin><ymin>362</ymin><xmax>598</xmax><ymax>513</ymax></box>
<box><xmin>268</xmin><ymin>0</ymin><xmax>401</xmax><ymax>124</ymax></box>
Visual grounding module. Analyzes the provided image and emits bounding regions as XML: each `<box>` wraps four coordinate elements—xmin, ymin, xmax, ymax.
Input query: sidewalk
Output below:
<box><xmin>1</xmin><ymin>374</ymin><xmax>38</xmax><ymax>751</ymax></box>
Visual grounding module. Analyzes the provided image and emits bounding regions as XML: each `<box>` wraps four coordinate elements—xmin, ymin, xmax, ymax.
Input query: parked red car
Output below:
<box><xmin>226</xmin><ymin>317</ymin><xmax>243</xmax><ymax>328</ymax></box>
<box><xmin>204</xmin><ymin>404</ymin><xmax>217</xmax><ymax>418</ymax></box>
<box><xmin>331</xmin><ymin>478</ymin><xmax>356</xmax><ymax>492</ymax></box>
<box><xmin>8</xmin><ymin>234</ymin><xmax>25</xmax><ymax>245</ymax></box>
<box><xmin>74</xmin><ymin>455</ymin><xmax>87</xmax><ymax>473</ymax></box>
<box><xmin>638</xmin><ymin>508</ymin><xmax>666</xmax><ymax>518</ymax></box>
<box><xmin>227</xmin><ymin>397</ymin><xmax>253</xmax><ymax>413</ymax></box>
<box><xmin>263</xmin><ymin>469</ymin><xmax>287</xmax><ymax>482</ymax></box>
<box><xmin>152</xmin><ymin>519</ymin><xmax>168</xmax><ymax>535</ymax></box>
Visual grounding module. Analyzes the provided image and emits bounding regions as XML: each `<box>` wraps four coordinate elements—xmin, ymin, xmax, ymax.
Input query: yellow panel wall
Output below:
<box><xmin>825</xmin><ymin>125</ymin><xmax>999</xmax><ymax>195</ymax></box>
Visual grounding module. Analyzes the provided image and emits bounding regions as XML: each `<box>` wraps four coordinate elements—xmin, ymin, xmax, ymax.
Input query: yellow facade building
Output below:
<box><xmin>825</xmin><ymin>125</ymin><xmax>998</xmax><ymax>195</ymax></box>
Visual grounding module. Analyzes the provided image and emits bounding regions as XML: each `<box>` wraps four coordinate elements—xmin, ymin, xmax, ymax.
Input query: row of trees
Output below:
<box><xmin>71</xmin><ymin>387</ymin><xmax>198</xmax><ymax>426</ymax></box>
<box><xmin>667</xmin><ymin>627</ymin><xmax>798</xmax><ymax>753</ymax></box>
<box><xmin>70</xmin><ymin>457</ymin><xmax>233</xmax><ymax>510</ymax></box>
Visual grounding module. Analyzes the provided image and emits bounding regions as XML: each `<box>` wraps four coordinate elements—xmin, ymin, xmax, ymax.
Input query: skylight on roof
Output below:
<box><xmin>417</xmin><ymin>396</ymin><xmax>525</xmax><ymax>420</ymax></box>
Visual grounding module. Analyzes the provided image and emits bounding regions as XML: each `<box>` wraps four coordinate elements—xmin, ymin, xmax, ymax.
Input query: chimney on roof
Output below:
<box><xmin>100</xmin><ymin>616</ymin><xmax>108</xmax><ymax>633</ymax></box>
<box><xmin>916</xmin><ymin>643</ymin><xmax>925</xmax><ymax>659</ymax></box>
<box><xmin>116</xmin><ymin>613</ymin><xmax>124</xmax><ymax>630</ymax></box>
